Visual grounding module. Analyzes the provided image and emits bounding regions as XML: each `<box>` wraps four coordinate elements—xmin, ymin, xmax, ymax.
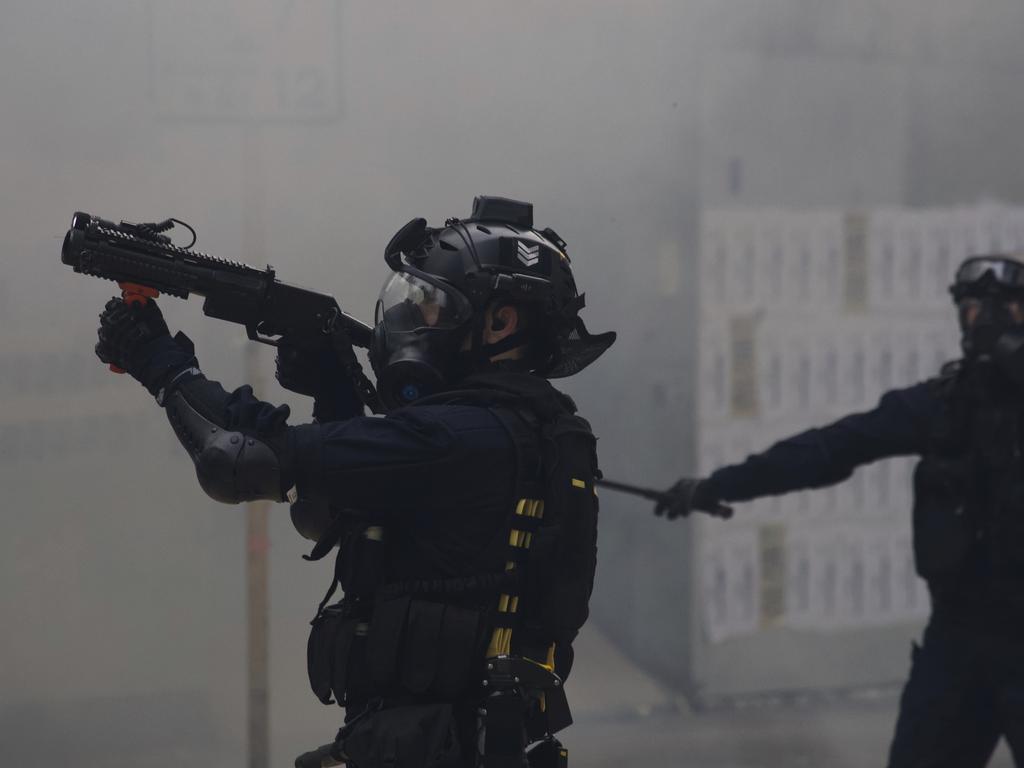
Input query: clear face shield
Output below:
<box><xmin>369</xmin><ymin>270</ymin><xmax>474</xmax><ymax>408</ymax></box>
<box><xmin>374</xmin><ymin>270</ymin><xmax>473</xmax><ymax>333</ymax></box>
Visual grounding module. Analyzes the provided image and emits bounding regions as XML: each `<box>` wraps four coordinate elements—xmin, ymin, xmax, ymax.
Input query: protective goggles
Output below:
<box><xmin>375</xmin><ymin>268</ymin><xmax>473</xmax><ymax>333</ymax></box>
<box><xmin>953</xmin><ymin>256</ymin><xmax>1024</xmax><ymax>294</ymax></box>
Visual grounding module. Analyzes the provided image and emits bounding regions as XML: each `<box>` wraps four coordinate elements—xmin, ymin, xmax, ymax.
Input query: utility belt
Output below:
<box><xmin>304</xmin><ymin>503</ymin><xmax>573</xmax><ymax>767</ymax></box>
<box><xmin>306</xmin><ymin>597</ymin><xmax>571</xmax><ymax>768</ymax></box>
<box><xmin>305</xmin><ymin>621</ymin><xmax>571</xmax><ymax>768</ymax></box>
<box><xmin>305</xmin><ymin>520</ymin><xmax>511</xmax><ymax>708</ymax></box>
<box><xmin>307</xmin><ymin>592</ymin><xmax>496</xmax><ymax>708</ymax></box>
<box><xmin>301</xmin><ymin>647</ymin><xmax>570</xmax><ymax>768</ymax></box>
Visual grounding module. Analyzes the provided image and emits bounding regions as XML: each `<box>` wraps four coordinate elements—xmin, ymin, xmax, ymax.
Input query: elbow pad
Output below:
<box><xmin>165</xmin><ymin>389</ymin><xmax>286</xmax><ymax>503</ymax></box>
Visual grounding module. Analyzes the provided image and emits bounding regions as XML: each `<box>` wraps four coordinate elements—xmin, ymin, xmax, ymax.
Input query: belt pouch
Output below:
<box><xmin>341</xmin><ymin>703</ymin><xmax>462</xmax><ymax>768</ymax></box>
<box><xmin>307</xmin><ymin>601</ymin><xmax>355</xmax><ymax>705</ymax></box>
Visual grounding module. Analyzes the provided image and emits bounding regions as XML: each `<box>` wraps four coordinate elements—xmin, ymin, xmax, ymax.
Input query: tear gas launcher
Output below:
<box><xmin>61</xmin><ymin>212</ymin><xmax>372</xmax><ymax>353</ymax></box>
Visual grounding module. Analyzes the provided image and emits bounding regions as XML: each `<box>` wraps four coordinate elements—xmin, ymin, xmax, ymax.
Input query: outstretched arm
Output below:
<box><xmin>655</xmin><ymin>381</ymin><xmax>944</xmax><ymax>519</ymax></box>
<box><xmin>706</xmin><ymin>383</ymin><xmax>941</xmax><ymax>503</ymax></box>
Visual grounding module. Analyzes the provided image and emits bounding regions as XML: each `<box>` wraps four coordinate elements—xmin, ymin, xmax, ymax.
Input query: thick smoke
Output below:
<box><xmin>1</xmin><ymin>2</ymin><xmax>1022</xmax><ymax>765</ymax></box>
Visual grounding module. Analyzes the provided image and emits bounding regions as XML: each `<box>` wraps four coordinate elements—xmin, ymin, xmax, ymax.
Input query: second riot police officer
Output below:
<box><xmin>658</xmin><ymin>254</ymin><xmax>1024</xmax><ymax>768</ymax></box>
<box><xmin>92</xmin><ymin>196</ymin><xmax>616</xmax><ymax>768</ymax></box>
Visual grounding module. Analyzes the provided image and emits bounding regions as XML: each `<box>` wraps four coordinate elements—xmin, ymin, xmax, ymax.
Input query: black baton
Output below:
<box><xmin>596</xmin><ymin>478</ymin><xmax>734</xmax><ymax>519</ymax></box>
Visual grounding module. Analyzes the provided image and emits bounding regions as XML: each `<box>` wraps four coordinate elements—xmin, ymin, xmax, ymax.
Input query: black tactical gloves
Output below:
<box><xmin>654</xmin><ymin>477</ymin><xmax>732</xmax><ymax>519</ymax></box>
<box><xmin>96</xmin><ymin>297</ymin><xmax>200</xmax><ymax>400</ymax></box>
<box><xmin>275</xmin><ymin>336</ymin><xmax>365</xmax><ymax>422</ymax></box>
<box><xmin>275</xmin><ymin>343</ymin><xmax>330</xmax><ymax>399</ymax></box>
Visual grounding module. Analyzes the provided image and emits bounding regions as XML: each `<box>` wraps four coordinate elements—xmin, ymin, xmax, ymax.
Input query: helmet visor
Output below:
<box><xmin>375</xmin><ymin>270</ymin><xmax>473</xmax><ymax>332</ymax></box>
<box><xmin>954</xmin><ymin>256</ymin><xmax>1024</xmax><ymax>292</ymax></box>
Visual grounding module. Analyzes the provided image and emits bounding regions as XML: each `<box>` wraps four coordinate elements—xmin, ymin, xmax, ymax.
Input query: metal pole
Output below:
<box><xmin>246</xmin><ymin>463</ymin><xmax>271</xmax><ymax>768</ymax></box>
<box><xmin>242</xmin><ymin>124</ymin><xmax>270</xmax><ymax>768</ymax></box>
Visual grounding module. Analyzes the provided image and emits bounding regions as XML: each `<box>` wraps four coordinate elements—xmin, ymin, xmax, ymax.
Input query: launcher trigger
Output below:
<box><xmin>118</xmin><ymin>282</ymin><xmax>159</xmax><ymax>306</ymax></box>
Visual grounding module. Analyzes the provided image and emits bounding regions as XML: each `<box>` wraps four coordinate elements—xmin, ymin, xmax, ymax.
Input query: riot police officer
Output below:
<box><xmin>93</xmin><ymin>196</ymin><xmax>615</xmax><ymax>768</ymax></box>
<box><xmin>658</xmin><ymin>254</ymin><xmax>1024</xmax><ymax>767</ymax></box>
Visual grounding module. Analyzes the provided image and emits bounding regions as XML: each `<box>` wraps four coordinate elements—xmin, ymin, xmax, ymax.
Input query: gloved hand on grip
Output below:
<box><xmin>276</xmin><ymin>336</ymin><xmax>365</xmax><ymax>422</ymax></box>
<box><xmin>654</xmin><ymin>477</ymin><xmax>731</xmax><ymax>520</ymax></box>
<box><xmin>95</xmin><ymin>297</ymin><xmax>199</xmax><ymax>399</ymax></box>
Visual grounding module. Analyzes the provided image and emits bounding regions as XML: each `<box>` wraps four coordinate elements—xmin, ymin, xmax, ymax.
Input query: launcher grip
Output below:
<box><xmin>109</xmin><ymin>282</ymin><xmax>160</xmax><ymax>373</ymax></box>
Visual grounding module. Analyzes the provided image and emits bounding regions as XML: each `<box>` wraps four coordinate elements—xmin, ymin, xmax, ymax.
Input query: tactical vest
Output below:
<box><xmin>303</xmin><ymin>374</ymin><xmax>599</xmax><ymax>763</ymax></box>
<box><xmin>913</xmin><ymin>362</ymin><xmax>1024</xmax><ymax>610</ymax></box>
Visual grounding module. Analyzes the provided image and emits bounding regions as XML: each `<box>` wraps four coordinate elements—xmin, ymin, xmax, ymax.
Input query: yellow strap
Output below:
<box><xmin>487</xmin><ymin>499</ymin><xmax>547</xmax><ymax>660</ymax></box>
<box><xmin>486</xmin><ymin>628</ymin><xmax>503</xmax><ymax>659</ymax></box>
<box><xmin>486</xmin><ymin>626</ymin><xmax>514</xmax><ymax>658</ymax></box>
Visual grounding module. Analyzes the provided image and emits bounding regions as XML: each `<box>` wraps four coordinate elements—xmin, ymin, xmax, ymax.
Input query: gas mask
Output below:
<box><xmin>950</xmin><ymin>257</ymin><xmax>1024</xmax><ymax>390</ymax></box>
<box><xmin>957</xmin><ymin>295</ymin><xmax>1022</xmax><ymax>359</ymax></box>
<box><xmin>952</xmin><ymin>256</ymin><xmax>1024</xmax><ymax>361</ymax></box>
<box><xmin>368</xmin><ymin>268</ymin><xmax>474</xmax><ymax>409</ymax></box>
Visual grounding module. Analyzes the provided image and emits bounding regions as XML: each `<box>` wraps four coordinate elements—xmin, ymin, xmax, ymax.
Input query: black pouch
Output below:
<box><xmin>370</xmin><ymin>596</ymin><xmax>486</xmax><ymax>700</ymax></box>
<box><xmin>367</xmin><ymin>594</ymin><xmax>411</xmax><ymax>690</ymax></box>
<box><xmin>307</xmin><ymin>601</ymin><xmax>357</xmax><ymax>706</ymax></box>
<box><xmin>340</xmin><ymin>703</ymin><xmax>462</xmax><ymax>768</ymax></box>
<box><xmin>434</xmin><ymin>604</ymin><xmax>486</xmax><ymax>700</ymax></box>
<box><xmin>912</xmin><ymin>457</ymin><xmax>972</xmax><ymax>582</ymax></box>
<box><xmin>402</xmin><ymin>600</ymin><xmax>446</xmax><ymax>694</ymax></box>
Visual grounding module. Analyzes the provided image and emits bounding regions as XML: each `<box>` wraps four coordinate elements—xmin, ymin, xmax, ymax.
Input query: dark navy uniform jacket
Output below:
<box><xmin>704</xmin><ymin>380</ymin><xmax>941</xmax><ymax>502</ymax></box>
<box><xmin>190</xmin><ymin>374</ymin><xmax>525</xmax><ymax>570</ymax></box>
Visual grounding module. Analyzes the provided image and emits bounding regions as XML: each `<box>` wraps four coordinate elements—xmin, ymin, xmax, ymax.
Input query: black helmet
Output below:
<box><xmin>368</xmin><ymin>196</ymin><xmax>615</xmax><ymax>408</ymax></box>
<box><xmin>950</xmin><ymin>254</ymin><xmax>1024</xmax><ymax>359</ymax></box>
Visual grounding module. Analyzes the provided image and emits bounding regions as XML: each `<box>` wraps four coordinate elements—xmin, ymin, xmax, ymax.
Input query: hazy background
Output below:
<box><xmin>2</xmin><ymin>1</ymin><xmax>1024</xmax><ymax>766</ymax></box>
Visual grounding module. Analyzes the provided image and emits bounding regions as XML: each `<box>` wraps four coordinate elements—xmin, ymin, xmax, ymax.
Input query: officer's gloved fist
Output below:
<box><xmin>655</xmin><ymin>477</ymin><xmax>731</xmax><ymax>520</ymax></box>
<box><xmin>276</xmin><ymin>340</ymin><xmax>363</xmax><ymax>422</ymax></box>
<box><xmin>275</xmin><ymin>344</ymin><xmax>332</xmax><ymax>398</ymax></box>
<box><xmin>993</xmin><ymin>330</ymin><xmax>1024</xmax><ymax>386</ymax></box>
<box><xmin>96</xmin><ymin>297</ymin><xmax>198</xmax><ymax>398</ymax></box>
